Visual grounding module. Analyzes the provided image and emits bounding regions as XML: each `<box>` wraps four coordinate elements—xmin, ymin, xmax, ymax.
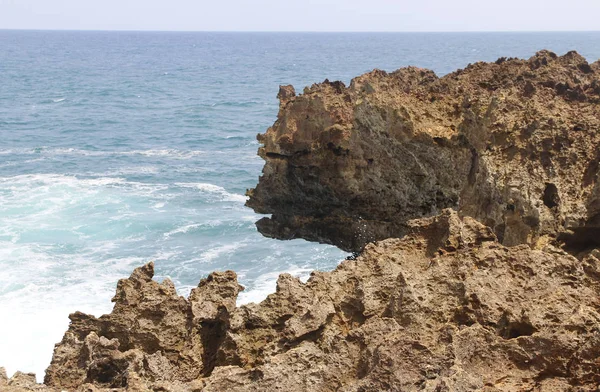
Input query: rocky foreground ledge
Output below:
<box><xmin>3</xmin><ymin>51</ymin><xmax>600</xmax><ymax>391</ymax></box>
<box><xmin>3</xmin><ymin>210</ymin><xmax>600</xmax><ymax>391</ymax></box>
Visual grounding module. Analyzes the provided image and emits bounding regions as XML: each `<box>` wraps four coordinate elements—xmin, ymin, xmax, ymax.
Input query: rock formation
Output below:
<box><xmin>3</xmin><ymin>51</ymin><xmax>600</xmax><ymax>391</ymax></box>
<box><xmin>4</xmin><ymin>210</ymin><xmax>600</xmax><ymax>391</ymax></box>
<box><xmin>246</xmin><ymin>50</ymin><xmax>600</xmax><ymax>253</ymax></box>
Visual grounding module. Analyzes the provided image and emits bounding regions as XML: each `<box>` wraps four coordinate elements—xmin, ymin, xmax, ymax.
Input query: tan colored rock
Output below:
<box><xmin>204</xmin><ymin>211</ymin><xmax>600</xmax><ymax>391</ymax></box>
<box><xmin>0</xmin><ymin>368</ymin><xmax>54</xmax><ymax>391</ymax></box>
<box><xmin>7</xmin><ymin>210</ymin><xmax>600</xmax><ymax>391</ymax></box>
<box><xmin>43</xmin><ymin>262</ymin><xmax>242</xmax><ymax>391</ymax></box>
<box><xmin>247</xmin><ymin>50</ymin><xmax>600</xmax><ymax>252</ymax></box>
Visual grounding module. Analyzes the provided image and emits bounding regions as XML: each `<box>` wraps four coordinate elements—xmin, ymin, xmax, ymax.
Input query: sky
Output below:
<box><xmin>0</xmin><ymin>0</ymin><xmax>599</xmax><ymax>32</ymax></box>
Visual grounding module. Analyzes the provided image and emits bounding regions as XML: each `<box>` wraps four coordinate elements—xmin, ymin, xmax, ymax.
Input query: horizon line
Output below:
<box><xmin>2</xmin><ymin>28</ymin><xmax>600</xmax><ymax>34</ymax></box>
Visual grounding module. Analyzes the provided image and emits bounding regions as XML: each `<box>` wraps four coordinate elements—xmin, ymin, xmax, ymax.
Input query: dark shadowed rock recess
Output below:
<box><xmin>2</xmin><ymin>51</ymin><xmax>600</xmax><ymax>391</ymax></box>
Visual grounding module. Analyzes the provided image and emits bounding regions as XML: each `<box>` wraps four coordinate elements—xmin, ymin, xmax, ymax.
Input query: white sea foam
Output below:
<box><xmin>175</xmin><ymin>182</ymin><xmax>248</xmax><ymax>203</ymax></box>
<box><xmin>122</xmin><ymin>149</ymin><xmax>206</xmax><ymax>159</ymax></box>
<box><xmin>163</xmin><ymin>223</ymin><xmax>203</xmax><ymax>239</ymax></box>
<box><xmin>237</xmin><ymin>266</ymin><xmax>314</xmax><ymax>305</ymax></box>
<box><xmin>0</xmin><ymin>148</ymin><xmax>25</xmax><ymax>155</ymax></box>
<box><xmin>198</xmin><ymin>242</ymin><xmax>246</xmax><ymax>263</ymax></box>
<box><xmin>0</xmin><ymin>148</ymin><xmax>206</xmax><ymax>159</ymax></box>
<box><xmin>0</xmin><ymin>237</ymin><xmax>149</xmax><ymax>380</ymax></box>
<box><xmin>0</xmin><ymin>173</ymin><xmax>126</xmax><ymax>187</ymax></box>
<box><xmin>0</xmin><ymin>175</ymin><xmax>175</xmax><ymax>204</ymax></box>
<box><xmin>91</xmin><ymin>166</ymin><xmax>160</xmax><ymax>176</ymax></box>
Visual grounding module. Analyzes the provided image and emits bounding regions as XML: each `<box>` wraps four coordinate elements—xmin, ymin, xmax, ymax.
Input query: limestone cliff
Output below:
<box><xmin>247</xmin><ymin>50</ymin><xmax>600</xmax><ymax>252</ymax></box>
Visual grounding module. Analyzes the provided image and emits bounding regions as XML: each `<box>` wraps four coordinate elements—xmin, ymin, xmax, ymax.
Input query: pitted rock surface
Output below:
<box><xmin>247</xmin><ymin>50</ymin><xmax>600</xmax><ymax>252</ymax></box>
<box><xmin>6</xmin><ymin>210</ymin><xmax>600</xmax><ymax>391</ymax></box>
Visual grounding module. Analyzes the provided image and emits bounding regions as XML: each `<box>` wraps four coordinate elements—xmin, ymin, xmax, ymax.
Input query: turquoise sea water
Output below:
<box><xmin>1</xmin><ymin>31</ymin><xmax>599</xmax><ymax>379</ymax></box>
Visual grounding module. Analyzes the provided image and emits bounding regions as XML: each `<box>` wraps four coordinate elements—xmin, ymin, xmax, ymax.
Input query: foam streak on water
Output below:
<box><xmin>1</xmin><ymin>30</ymin><xmax>600</xmax><ymax>380</ymax></box>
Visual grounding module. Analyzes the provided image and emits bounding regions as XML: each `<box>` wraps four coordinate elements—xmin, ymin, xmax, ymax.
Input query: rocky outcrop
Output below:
<box><xmin>41</xmin><ymin>264</ymin><xmax>242</xmax><ymax>391</ymax></box>
<box><xmin>6</xmin><ymin>210</ymin><xmax>600</xmax><ymax>391</ymax></box>
<box><xmin>246</xmin><ymin>50</ymin><xmax>600</xmax><ymax>252</ymax></box>
<box><xmin>0</xmin><ymin>368</ymin><xmax>48</xmax><ymax>392</ymax></box>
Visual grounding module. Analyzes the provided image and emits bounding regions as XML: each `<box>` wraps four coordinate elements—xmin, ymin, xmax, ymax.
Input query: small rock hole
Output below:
<box><xmin>543</xmin><ymin>183</ymin><xmax>560</xmax><ymax>209</ymax></box>
<box><xmin>505</xmin><ymin>321</ymin><xmax>536</xmax><ymax>339</ymax></box>
<box><xmin>497</xmin><ymin>314</ymin><xmax>537</xmax><ymax>339</ymax></box>
<box><xmin>87</xmin><ymin>360</ymin><xmax>128</xmax><ymax>387</ymax></box>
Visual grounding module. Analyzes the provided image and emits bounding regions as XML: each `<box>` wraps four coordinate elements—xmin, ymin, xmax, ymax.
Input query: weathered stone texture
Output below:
<box><xmin>247</xmin><ymin>51</ymin><xmax>600</xmax><ymax>253</ymax></box>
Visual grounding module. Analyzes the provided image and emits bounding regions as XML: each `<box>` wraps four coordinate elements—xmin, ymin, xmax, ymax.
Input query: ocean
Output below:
<box><xmin>1</xmin><ymin>30</ymin><xmax>599</xmax><ymax>379</ymax></box>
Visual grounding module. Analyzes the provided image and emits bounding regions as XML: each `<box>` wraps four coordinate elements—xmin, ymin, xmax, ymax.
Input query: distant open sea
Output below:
<box><xmin>1</xmin><ymin>30</ymin><xmax>599</xmax><ymax>379</ymax></box>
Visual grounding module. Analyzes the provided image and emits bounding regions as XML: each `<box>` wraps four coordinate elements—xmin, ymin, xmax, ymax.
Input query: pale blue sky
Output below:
<box><xmin>1</xmin><ymin>0</ymin><xmax>599</xmax><ymax>32</ymax></box>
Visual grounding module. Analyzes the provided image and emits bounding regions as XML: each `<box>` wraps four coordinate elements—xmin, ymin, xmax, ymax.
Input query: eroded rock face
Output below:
<box><xmin>43</xmin><ymin>264</ymin><xmax>243</xmax><ymax>391</ymax></box>
<box><xmin>0</xmin><ymin>368</ymin><xmax>49</xmax><ymax>392</ymax></box>
<box><xmin>8</xmin><ymin>211</ymin><xmax>600</xmax><ymax>391</ymax></box>
<box><xmin>246</xmin><ymin>50</ymin><xmax>600</xmax><ymax>252</ymax></box>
